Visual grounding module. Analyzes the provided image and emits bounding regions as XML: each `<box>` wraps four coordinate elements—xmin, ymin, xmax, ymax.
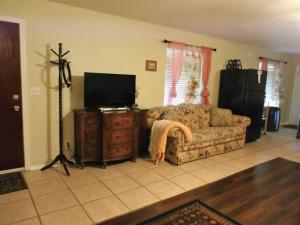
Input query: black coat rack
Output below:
<box><xmin>41</xmin><ymin>43</ymin><xmax>73</xmax><ymax>176</ymax></box>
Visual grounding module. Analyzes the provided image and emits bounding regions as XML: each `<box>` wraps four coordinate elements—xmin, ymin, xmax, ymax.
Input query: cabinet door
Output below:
<box><xmin>218</xmin><ymin>69</ymin><xmax>247</xmax><ymax>115</ymax></box>
<box><xmin>82</xmin><ymin>128</ymin><xmax>99</xmax><ymax>161</ymax></box>
<box><xmin>74</xmin><ymin>111</ymin><xmax>100</xmax><ymax>163</ymax></box>
<box><xmin>245</xmin><ymin>69</ymin><xmax>267</xmax><ymax>92</ymax></box>
<box><xmin>244</xmin><ymin>70</ymin><xmax>267</xmax><ymax>141</ymax></box>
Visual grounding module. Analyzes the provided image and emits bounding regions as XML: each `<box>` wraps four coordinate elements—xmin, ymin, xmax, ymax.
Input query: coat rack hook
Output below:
<box><xmin>50</xmin><ymin>49</ymin><xmax>59</xmax><ymax>56</ymax></box>
<box><xmin>50</xmin><ymin>60</ymin><xmax>58</xmax><ymax>65</ymax></box>
<box><xmin>62</xmin><ymin>50</ymin><xmax>70</xmax><ymax>57</ymax></box>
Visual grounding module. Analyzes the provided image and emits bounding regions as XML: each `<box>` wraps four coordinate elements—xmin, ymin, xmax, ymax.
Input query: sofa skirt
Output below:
<box><xmin>165</xmin><ymin>138</ymin><xmax>245</xmax><ymax>165</ymax></box>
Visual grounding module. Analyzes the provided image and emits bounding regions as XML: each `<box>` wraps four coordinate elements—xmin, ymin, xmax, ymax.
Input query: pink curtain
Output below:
<box><xmin>200</xmin><ymin>47</ymin><xmax>212</xmax><ymax>104</ymax></box>
<box><xmin>167</xmin><ymin>42</ymin><xmax>186</xmax><ymax>105</ymax></box>
<box><xmin>261</xmin><ymin>58</ymin><xmax>268</xmax><ymax>71</ymax></box>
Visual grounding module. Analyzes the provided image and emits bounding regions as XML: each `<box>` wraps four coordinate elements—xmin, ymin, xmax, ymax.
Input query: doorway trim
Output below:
<box><xmin>0</xmin><ymin>16</ymin><xmax>31</xmax><ymax>171</ymax></box>
<box><xmin>289</xmin><ymin>64</ymin><xmax>300</xmax><ymax>124</ymax></box>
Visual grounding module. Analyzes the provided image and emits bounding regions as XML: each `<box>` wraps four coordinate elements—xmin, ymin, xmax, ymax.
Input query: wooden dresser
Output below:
<box><xmin>100</xmin><ymin>110</ymin><xmax>139</xmax><ymax>168</ymax></box>
<box><xmin>74</xmin><ymin>109</ymin><xmax>146</xmax><ymax>168</ymax></box>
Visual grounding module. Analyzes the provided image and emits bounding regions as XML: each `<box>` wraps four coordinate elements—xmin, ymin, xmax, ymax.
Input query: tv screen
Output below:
<box><xmin>84</xmin><ymin>73</ymin><xmax>136</xmax><ymax>109</ymax></box>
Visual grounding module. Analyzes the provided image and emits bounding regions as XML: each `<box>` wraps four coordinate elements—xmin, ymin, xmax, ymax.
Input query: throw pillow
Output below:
<box><xmin>210</xmin><ymin>108</ymin><xmax>233</xmax><ymax>127</ymax></box>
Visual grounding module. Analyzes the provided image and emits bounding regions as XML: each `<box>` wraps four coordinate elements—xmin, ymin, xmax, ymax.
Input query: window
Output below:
<box><xmin>164</xmin><ymin>47</ymin><xmax>203</xmax><ymax>105</ymax></box>
<box><xmin>260</xmin><ymin>62</ymin><xmax>281</xmax><ymax>107</ymax></box>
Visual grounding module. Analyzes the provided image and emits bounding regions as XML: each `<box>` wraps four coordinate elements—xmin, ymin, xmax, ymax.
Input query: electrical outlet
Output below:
<box><xmin>66</xmin><ymin>141</ymin><xmax>70</xmax><ymax>149</ymax></box>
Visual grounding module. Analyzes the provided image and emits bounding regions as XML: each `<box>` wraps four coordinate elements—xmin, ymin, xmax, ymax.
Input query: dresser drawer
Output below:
<box><xmin>111</xmin><ymin>130</ymin><xmax>133</xmax><ymax>145</ymax></box>
<box><xmin>110</xmin><ymin>143</ymin><xmax>133</xmax><ymax>158</ymax></box>
<box><xmin>110</xmin><ymin>116</ymin><xmax>134</xmax><ymax>130</ymax></box>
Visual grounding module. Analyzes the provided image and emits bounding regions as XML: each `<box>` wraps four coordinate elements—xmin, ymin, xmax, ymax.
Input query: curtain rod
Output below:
<box><xmin>258</xmin><ymin>56</ymin><xmax>287</xmax><ymax>64</ymax></box>
<box><xmin>162</xmin><ymin>39</ymin><xmax>217</xmax><ymax>52</ymax></box>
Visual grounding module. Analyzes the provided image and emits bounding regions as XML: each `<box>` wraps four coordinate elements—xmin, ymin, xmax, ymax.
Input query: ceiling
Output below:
<box><xmin>49</xmin><ymin>0</ymin><xmax>300</xmax><ymax>54</ymax></box>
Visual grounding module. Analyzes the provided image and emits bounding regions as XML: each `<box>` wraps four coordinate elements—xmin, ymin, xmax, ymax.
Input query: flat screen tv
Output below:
<box><xmin>84</xmin><ymin>73</ymin><xmax>136</xmax><ymax>109</ymax></box>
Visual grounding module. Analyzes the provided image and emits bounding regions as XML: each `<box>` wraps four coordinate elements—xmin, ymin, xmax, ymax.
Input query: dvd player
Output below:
<box><xmin>98</xmin><ymin>106</ymin><xmax>130</xmax><ymax>112</ymax></box>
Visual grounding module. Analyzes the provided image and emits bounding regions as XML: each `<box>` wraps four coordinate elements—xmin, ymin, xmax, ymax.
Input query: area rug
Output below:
<box><xmin>0</xmin><ymin>172</ymin><xmax>27</xmax><ymax>195</ymax></box>
<box><xmin>139</xmin><ymin>200</ymin><xmax>241</xmax><ymax>225</ymax></box>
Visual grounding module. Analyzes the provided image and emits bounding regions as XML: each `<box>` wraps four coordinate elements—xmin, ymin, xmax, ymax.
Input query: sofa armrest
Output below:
<box><xmin>167</xmin><ymin>127</ymin><xmax>184</xmax><ymax>139</ymax></box>
<box><xmin>232</xmin><ymin>115</ymin><xmax>251</xmax><ymax>127</ymax></box>
<box><xmin>147</xmin><ymin>118</ymin><xmax>155</xmax><ymax>129</ymax></box>
<box><xmin>166</xmin><ymin>127</ymin><xmax>186</xmax><ymax>154</ymax></box>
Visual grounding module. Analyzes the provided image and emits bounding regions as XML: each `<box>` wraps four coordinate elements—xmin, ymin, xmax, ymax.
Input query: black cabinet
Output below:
<box><xmin>218</xmin><ymin>69</ymin><xmax>267</xmax><ymax>142</ymax></box>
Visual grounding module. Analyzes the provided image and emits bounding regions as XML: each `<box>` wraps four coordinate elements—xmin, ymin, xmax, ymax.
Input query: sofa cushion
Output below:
<box><xmin>210</xmin><ymin>108</ymin><xmax>233</xmax><ymax>127</ymax></box>
<box><xmin>162</xmin><ymin>105</ymin><xmax>209</xmax><ymax>131</ymax></box>
<box><xmin>190</xmin><ymin>126</ymin><xmax>244</xmax><ymax>144</ymax></box>
<box><xmin>178</xmin><ymin>104</ymin><xmax>210</xmax><ymax>129</ymax></box>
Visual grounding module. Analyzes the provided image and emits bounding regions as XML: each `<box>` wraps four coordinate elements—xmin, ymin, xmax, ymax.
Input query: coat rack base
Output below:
<box><xmin>41</xmin><ymin>153</ymin><xmax>74</xmax><ymax>176</ymax></box>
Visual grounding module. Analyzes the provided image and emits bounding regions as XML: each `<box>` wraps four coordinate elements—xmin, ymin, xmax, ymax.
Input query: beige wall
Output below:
<box><xmin>0</xmin><ymin>0</ymin><xmax>298</xmax><ymax>167</ymax></box>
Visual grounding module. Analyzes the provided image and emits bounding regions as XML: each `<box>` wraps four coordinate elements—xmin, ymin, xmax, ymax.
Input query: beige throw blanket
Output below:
<box><xmin>149</xmin><ymin>120</ymin><xmax>193</xmax><ymax>165</ymax></box>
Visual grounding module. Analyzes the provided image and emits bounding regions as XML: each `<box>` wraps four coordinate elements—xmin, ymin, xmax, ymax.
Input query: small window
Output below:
<box><xmin>164</xmin><ymin>47</ymin><xmax>203</xmax><ymax>105</ymax></box>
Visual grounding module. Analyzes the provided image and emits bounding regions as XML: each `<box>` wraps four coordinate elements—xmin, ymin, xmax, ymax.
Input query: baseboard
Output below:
<box><xmin>29</xmin><ymin>163</ymin><xmax>61</xmax><ymax>171</ymax></box>
<box><xmin>0</xmin><ymin>164</ymin><xmax>61</xmax><ymax>173</ymax></box>
<box><xmin>29</xmin><ymin>164</ymin><xmax>46</xmax><ymax>171</ymax></box>
<box><xmin>0</xmin><ymin>167</ymin><xmax>25</xmax><ymax>175</ymax></box>
<box><xmin>280</xmin><ymin>121</ymin><xmax>290</xmax><ymax>125</ymax></box>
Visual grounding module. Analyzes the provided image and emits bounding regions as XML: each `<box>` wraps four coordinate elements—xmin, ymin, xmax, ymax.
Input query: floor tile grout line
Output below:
<box><xmin>0</xmin><ymin>191</ymin><xmax>30</xmax><ymax>206</ymax></box>
<box><xmin>92</xmin><ymin>170</ymin><xmax>143</xmax><ymax>195</ymax></box>
<box><xmin>6</xmin><ymin>216</ymin><xmax>38</xmax><ymax>225</ymax></box>
<box><xmin>84</xmin><ymin>168</ymin><xmax>142</xmax><ymax>223</ymax></box>
<box><xmin>165</xmin><ymin>175</ymin><xmax>206</xmax><ymax>191</ymax></box>
<box><xmin>23</xmin><ymin>174</ymin><xmax>59</xmax><ymax>184</ymax></box>
<box><xmin>114</xmin><ymin>186</ymin><xmax>160</xmax><ymax>211</ymax></box>
<box><xmin>29</xmin><ymin>170</ymin><xmax>77</xmax><ymax>224</ymax></box>
<box><xmin>24</xmin><ymin>179</ymin><xmax>44</xmax><ymax>225</ymax></box>
<box><xmin>26</xmin><ymin>173</ymin><xmax>68</xmax><ymax>198</ymax></box>
<box><xmin>58</xmin><ymin>169</ymin><xmax>97</xmax><ymax>225</ymax></box>
<box><xmin>127</xmin><ymin>172</ymin><xmax>164</xmax><ymax>187</ymax></box>
<box><xmin>30</xmin><ymin>167</ymin><xmax>97</xmax><ymax>224</ymax></box>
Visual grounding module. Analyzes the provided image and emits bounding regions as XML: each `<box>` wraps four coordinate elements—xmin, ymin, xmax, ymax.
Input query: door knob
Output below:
<box><xmin>14</xmin><ymin>105</ymin><xmax>20</xmax><ymax>111</ymax></box>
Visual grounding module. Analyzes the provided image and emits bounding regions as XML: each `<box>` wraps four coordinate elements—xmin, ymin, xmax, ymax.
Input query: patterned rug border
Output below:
<box><xmin>138</xmin><ymin>200</ymin><xmax>242</xmax><ymax>225</ymax></box>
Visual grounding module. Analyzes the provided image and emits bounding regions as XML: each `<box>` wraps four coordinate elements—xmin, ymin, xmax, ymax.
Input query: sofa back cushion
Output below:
<box><xmin>161</xmin><ymin>104</ymin><xmax>210</xmax><ymax>131</ymax></box>
<box><xmin>147</xmin><ymin>104</ymin><xmax>212</xmax><ymax>130</ymax></box>
<box><xmin>210</xmin><ymin>107</ymin><xmax>233</xmax><ymax>127</ymax></box>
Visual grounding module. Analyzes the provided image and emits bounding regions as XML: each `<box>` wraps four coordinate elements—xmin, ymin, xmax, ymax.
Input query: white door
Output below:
<box><xmin>290</xmin><ymin>65</ymin><xmax>300</xmax><ymax>125</ymax></box>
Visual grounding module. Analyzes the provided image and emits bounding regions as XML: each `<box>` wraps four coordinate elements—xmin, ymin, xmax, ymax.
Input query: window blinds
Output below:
<box><xmin>164</xmin><ymin>47</ymin><xmax>203</xmax><ymax>106</ymax></box>
<box><xmin>264</xmin><ymin>62</ymin><xmax>280</xmax><ymax>107</ymax></box>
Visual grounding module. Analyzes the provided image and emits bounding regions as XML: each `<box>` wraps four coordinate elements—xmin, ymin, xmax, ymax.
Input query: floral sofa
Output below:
<box><xmin>147</xmin><ymin>104</ymin><xmax>251</xmax><ymax>165</ymax></box>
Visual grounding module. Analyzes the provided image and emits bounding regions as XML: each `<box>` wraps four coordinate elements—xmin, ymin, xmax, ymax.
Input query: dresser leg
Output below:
<box><xmin>80</xmin><ymin>162</ymin><xmax>85</xmax><ymax>169</ymax></box>
<box><xmin>131</xmin><ymin>157</ymin><xmax>136</xmax><ymax>162</ymax></box>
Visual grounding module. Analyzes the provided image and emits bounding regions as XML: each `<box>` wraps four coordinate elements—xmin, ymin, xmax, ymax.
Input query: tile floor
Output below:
<box><xmin>0</xmin><ymin>128</ymin><xmax>299</xmax><ymax>225</ymax></box>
